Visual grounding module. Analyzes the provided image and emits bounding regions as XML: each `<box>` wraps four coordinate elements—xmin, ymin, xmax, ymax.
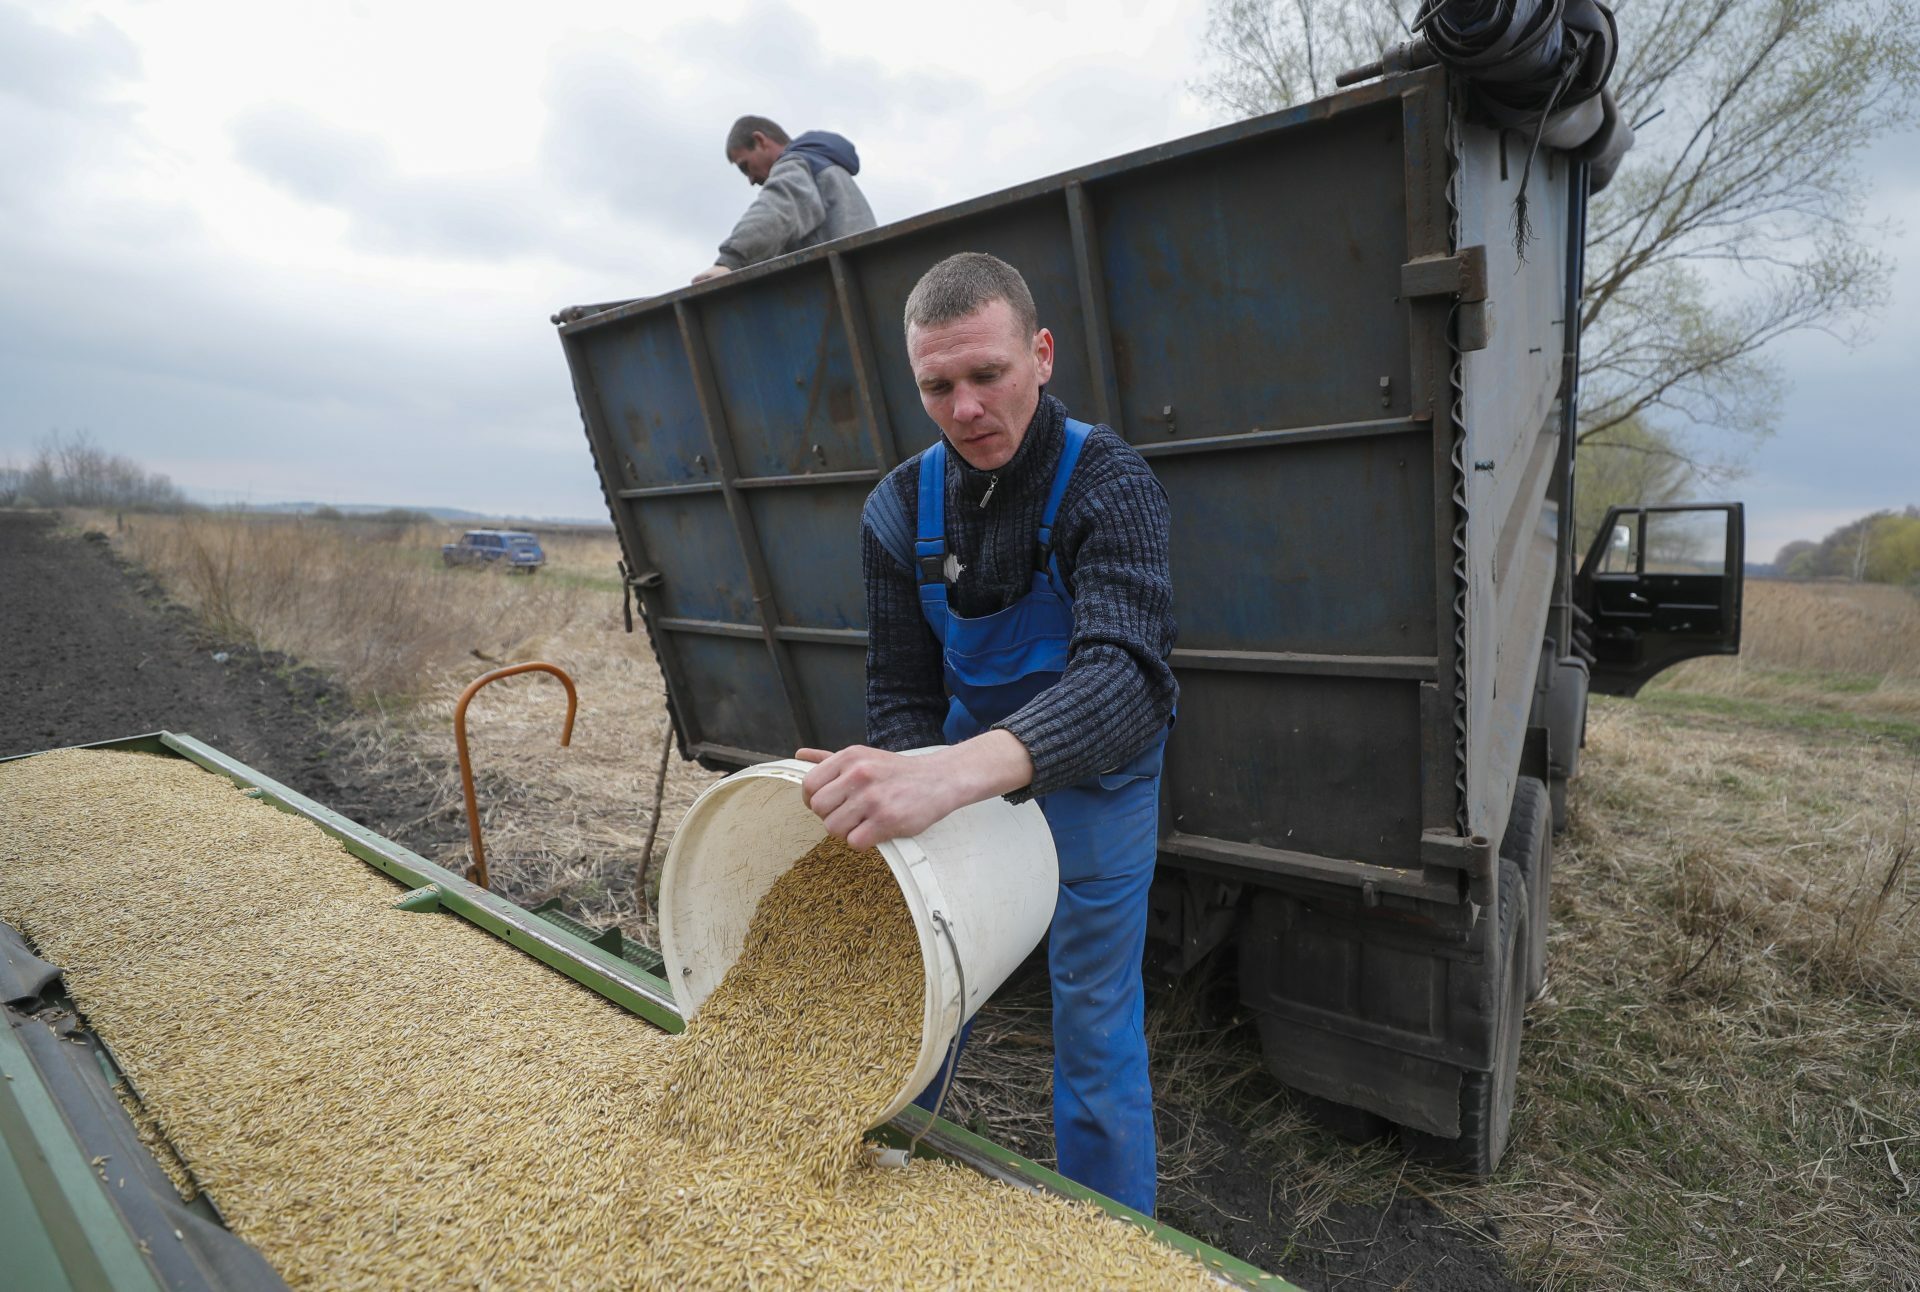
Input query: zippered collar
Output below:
<box><xmin>950</xmin><ymin>392</ymin><xmax>1065</xmax><ymax>511</ymax></box>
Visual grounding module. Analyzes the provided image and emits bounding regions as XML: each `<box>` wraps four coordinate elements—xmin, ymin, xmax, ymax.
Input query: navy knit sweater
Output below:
<box><xmin>860</xmin><ymin>393</ymin><xmax>1178</xmax><ymax>801</ymax></box>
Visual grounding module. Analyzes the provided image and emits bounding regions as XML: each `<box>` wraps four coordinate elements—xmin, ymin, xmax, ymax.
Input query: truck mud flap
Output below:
<box><xmin>1237</xmin><ymin>887</ymin><xmax>1498</xmax><ymax>1138</ymax></box>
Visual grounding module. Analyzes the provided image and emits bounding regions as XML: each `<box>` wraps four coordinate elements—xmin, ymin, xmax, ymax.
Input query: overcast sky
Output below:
<box><xmin>1</xmin><ymin>0</ymin><xmax>1913</xmax><ymax>561</ymax></box>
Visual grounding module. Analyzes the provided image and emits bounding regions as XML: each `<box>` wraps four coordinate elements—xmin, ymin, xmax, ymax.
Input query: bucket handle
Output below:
<box><xmin>906</xmin><ymin>908</ymin><xmax>967</xmax><ymax>1161</ymax></box>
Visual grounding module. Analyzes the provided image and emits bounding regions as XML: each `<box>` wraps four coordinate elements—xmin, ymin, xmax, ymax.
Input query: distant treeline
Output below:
<box><xmin>309</xmin><ymin>505</ymin><xmax>436</xmax><ymax>526</ymax></box>
<box><xmin>1776</xmin><ymin>507</ymin><xmax>1920</xmax><ymax>585</ymax></box>
<box><xmin>0</xmin><ymin>431</ymin><xmax>185</xmax><ymax>511</ymax></box>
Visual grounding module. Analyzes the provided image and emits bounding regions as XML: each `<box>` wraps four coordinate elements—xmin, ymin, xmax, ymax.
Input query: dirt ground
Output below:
<box><xmin>1</xmin><ymin>509</ymin><xmax>1528</xmax><ymax>1292</ymax></box>
<box><xmin>0</xmin><ymin>512</ymin><xmax>455</xmax><ymax>850</ymax></box>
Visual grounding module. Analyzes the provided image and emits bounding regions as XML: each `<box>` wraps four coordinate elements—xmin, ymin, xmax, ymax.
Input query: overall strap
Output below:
<box><xmin>914</xmin><ymin>442</ymin><xmax>948</xmax><ymax>583</ymax></box>
<box><xmin>914</xmin><ymin>444</ymin><xmax>950</xmax><ymax>637</ymax></box>
<box><xmin>1036</xmin><ymin>418</ymin><xmax>1093</xmax><ymax>579</ymax></box>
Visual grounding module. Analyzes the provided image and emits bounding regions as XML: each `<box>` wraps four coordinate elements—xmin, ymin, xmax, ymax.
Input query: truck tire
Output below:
<box><xmin>1505</xmin><ymin>776</ymin><xmax>1552</xmax><ymax>1000</ymax></box>
<box><xmin>1402</xmin><ymin>859</ymin><xmax>1527</xmax><ymax>1177</ymax></box>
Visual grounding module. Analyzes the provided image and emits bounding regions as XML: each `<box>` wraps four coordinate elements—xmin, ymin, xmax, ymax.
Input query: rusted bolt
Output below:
<box><xmin>1379</xmin><ymin>376</ymin><xmax>1392</xmax><ymax>406</ymax></box>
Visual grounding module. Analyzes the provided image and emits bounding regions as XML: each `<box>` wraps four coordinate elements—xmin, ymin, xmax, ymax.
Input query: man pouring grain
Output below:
<box><xmin>797</xmin><ymin>252</ymin><xmax>1176</xmax><ymax>1217</ymax></box>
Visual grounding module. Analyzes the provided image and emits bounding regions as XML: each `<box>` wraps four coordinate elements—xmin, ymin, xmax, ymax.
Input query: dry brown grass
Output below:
<box><xmin>1736</xmin><ymin>581</ymin><xmax>1920</xmax><ymax>677</ymax></box>
<box><xmin>1481</xmin><ymin>698</ymin><xmax>1920</xmax><ymax>1289</ymax></box>
<box><xmin>93</xmin><ymin>510</ymin><xmax>586</xmax><ymax>698</ymax></box>
<box><xmin>1658</xmin><ymin>580</ymin><xmax>1920</xmax><ymax>720</ymax></box>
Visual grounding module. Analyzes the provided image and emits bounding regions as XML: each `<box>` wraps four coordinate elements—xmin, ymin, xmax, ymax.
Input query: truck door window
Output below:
<box><xmin>1643</xmin><ymin>509</ymin><xmax>1727</xmax><ymax>575</ymax></box>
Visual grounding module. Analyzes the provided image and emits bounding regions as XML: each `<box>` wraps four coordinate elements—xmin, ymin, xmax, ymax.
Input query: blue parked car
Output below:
<box><xmin>441</xmin><ymin>529</ymin><xmax>545</xmax><ymax>573</ymax></box>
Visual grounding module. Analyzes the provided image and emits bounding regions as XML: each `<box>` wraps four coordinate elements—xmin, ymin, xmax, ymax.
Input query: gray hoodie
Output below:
<box><xmin>714</xmin><ymin>131</ymin><xmax>877</xmax><ymax>270</ymax></box>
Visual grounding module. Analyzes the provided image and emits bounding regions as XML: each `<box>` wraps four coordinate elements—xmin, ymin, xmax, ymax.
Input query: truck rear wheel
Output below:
<box><xmin>1402</xmin><ymin>859</ymin><xmax>1527</xmax><ymax>1177</ymax></box>
<box><xmin>1505</xmin><ymin>776</ymin><xmax>1552</xmax><ymax>1000</ymax></box>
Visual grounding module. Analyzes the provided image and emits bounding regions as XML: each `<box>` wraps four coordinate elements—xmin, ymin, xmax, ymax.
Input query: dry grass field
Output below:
<box><xmin>1654</xmin><ymin>580</ymin><xmax>1920</xmax><ymax>722</ymax></box>
<box><xmin>74</xmin><ymin>513</ymin><xmax>1920</xmax><ymax>1289</ymax></box>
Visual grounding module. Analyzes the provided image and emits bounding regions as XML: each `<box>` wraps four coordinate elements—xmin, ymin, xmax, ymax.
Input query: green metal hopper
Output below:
<box><xmin>0</xmin><ymin>732</ymin><xmax>1296</xmax><ymax>1291</ymax></box>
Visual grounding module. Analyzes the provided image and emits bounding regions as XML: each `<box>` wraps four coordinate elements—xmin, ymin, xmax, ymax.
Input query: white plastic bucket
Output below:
<box><xmin>658</xmin><ymin>755</ymin><xmax>1059</xmax><ymax>1125</ymax></box>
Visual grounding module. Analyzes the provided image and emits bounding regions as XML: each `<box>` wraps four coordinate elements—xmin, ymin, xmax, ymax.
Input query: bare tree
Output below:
<box><xmin>1195</xmin><ymin>0</ymin><xmax>1414</xmax><ymax>110</ymax></box>
<box><xmin>4</xmin><ymin>430</ymin><xmax>186</xmax><ymax>511</ymax></box>
<box><xmin>1851</xmin><ymin>514</ymin><xmax>1876</xmax><ymax>581</ymax></box>
<box><xmin>1570</xmin><ymin>415</ymin><xmax>1692</xmax><ymax>547</ymax></box>
<box><xmin>1193</xmin><ymin>0</ymin><xmax>1920</xmax><ymax>482</ymax></box>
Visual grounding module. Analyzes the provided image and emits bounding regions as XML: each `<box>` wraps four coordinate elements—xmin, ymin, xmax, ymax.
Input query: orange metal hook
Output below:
<box><xmin>454</xmin><ymin>661</ymin><xmax>578</xmax><ymax>890</ymax></box>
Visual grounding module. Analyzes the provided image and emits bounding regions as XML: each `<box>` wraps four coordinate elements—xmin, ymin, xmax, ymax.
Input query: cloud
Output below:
<box><xmin>3</xmin><ymin>2</ymin><xmax>990</xmax><ymax>519</ymax></box>
<box><xmin>0</xmin><ymin>5</ymin><xmax>138</xmax><ymax>114</ymax></box>
<box><xmin>538</xmin><ymin>1</ymin><xmax>966</xmax><ymax>248</ymax></box>
<box><xmin>1739</xmin><ymin>128</ymin><xmax>1920</xmax><ymax>552</ymax></box>
<box><xmin>215</xmin><ymin>0</ymin><xmax>968</xmax><ymax>283</ymax></box>
<box><xmin>0</xmin><ymin>5</ymin><xmax>143</xmax><ymax>218</ymax></box>
<box><xmin>231</xmin><ymin>105</ymin><xmax>550</xmax><ymax>260</ymax></box>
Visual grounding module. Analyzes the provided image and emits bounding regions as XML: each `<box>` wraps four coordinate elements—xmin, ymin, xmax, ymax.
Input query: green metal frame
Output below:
<box><xmin>0</xmin><ymin>1013</ymin><xmax>165</xmax><ymax>1292</ymax></box>
<box><xmin>2</xmin><ymin>733</ymin><xmax>1298</xmax><ymax>1290</ymax></box>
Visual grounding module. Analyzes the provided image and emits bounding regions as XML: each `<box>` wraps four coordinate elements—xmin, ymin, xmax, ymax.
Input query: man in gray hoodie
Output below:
<box><xmin>692</xmin><ymin>116</ymin><xmax>877</xmax><ymax>284</ymax></box>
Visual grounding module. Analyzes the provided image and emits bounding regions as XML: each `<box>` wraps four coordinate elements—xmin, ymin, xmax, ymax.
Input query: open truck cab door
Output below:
<box><xmin>1575</xmin><ymin>503</ymin><xmax>1745</xmax><ymax>696</ymax></box>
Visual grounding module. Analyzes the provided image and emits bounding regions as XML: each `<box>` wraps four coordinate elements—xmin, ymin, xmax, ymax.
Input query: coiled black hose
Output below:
<box><xmin>1416</xmin><ymin>0</ymin><xmax>1624</xmax><ymax>251</ymax></box>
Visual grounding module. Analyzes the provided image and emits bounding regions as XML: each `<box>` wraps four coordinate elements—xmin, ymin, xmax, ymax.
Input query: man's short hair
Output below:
<box><xmin>902</xmin><ymin>253</ymin><xmax>1039</xmax><ymax>341</ymax></box>
<box><xmin>725</xmin><ymin>115</ymin><xmax>790</xmax><ymax>156</ymax></box>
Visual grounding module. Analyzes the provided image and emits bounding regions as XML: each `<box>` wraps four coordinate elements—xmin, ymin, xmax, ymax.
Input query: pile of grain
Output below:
<box><xmin>655</xmin><ymin>837</ymin><xmax>924</xmax><ymax>1187</ymax></box>
<box><xmin>0</xmin><ymin>749</ymin><xmax>1223</xmax><ymax>1290</ymax></box>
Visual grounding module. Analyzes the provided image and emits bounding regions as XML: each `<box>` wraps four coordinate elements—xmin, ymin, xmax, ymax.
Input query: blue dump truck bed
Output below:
<box><xmin>556</xmin><ymin>63</ymin><xmax>1744</xmax><ymax>1174</ymax></box>
<box><xmin>560</xmin><ymin>71</ymin><xmax>1483</xmax><ymax>870</ymax></box>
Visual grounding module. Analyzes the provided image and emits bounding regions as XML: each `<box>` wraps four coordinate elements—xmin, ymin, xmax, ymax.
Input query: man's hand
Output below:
<box><xmin>691</xmin><ymin>264</ymin><xmax>733</xmax><ymax>285</ymax></box>
<box><xmin>795</xmin><ymin>731</ymin><xmax>1034</xmax><ymax>850</ymax></box>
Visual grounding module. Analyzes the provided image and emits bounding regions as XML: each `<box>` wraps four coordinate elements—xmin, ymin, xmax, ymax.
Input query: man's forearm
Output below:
<box><xmin>797</xmin><ymin>729</ymin><xmax>1035</xmax><ymax>849</ymax></box>
<box><xmin>931</xmin><ymin>728</ymin><xmax>1034</xmax><ymax>810</ymax></box>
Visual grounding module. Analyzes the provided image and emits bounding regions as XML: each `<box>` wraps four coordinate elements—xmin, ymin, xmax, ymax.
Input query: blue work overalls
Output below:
<box><xmin>908</xmin><ymin>418</ymin><xmax>1165</xmax><ymax>1217</ymax></box>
